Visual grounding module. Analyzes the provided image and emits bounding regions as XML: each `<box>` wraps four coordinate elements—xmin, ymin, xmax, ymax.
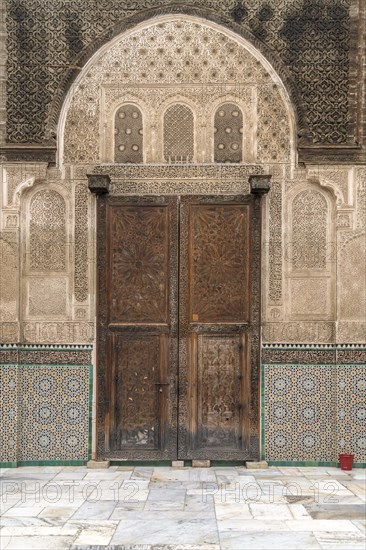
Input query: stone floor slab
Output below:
<box><xmin>0</xmin><ymin>536</ymin><xmax>76</xmax><ymax>549</ymax></box>
<box><xmin>0</xmin><ymin>465</ymin><xmax>364</xmax><ymax>549</ymax></box>
<box><xmin>110</xmin><ymin>512</ymin><xmax>219</xmax><ymax>545</ymax></box>
<box><xmin>38</xmin><ymin>506</ymin><xmax>77</xmax><ymax>520</ymax></box>
<box><xmin>305</xmin><ymin>504</ymin><xmax>366</xmax><ymax>520</ymax></box>
<box><xmin>71</xmin><ymin>500</ymin><xmax>117</xmax><ymax>520</ymax></box>
<box><xmin>313</xmin><ymin>531</ymin><xmax>366</xmax><ymax>549</ymax></box>
<box><xmin>70</xmin><ymin>520</ymin><xmax>119</xmax><ymax>546</ymax></box>
<box><xmin>286</xmin><ymin>519</ymin><xmax>361</xmax><ymax>532</ymax></box>
<box><xmin>3</xmin><ymin>505</ymin><xmax>45</xmax><ymax>517</ymax></box>
<box><xmin>219</xmin><ymin>530</ymin><xmax>322</xmax><ymax>549</ymax></box>
<box><xmin>217</xmin><ymin>518</ymin><xmax>289</xmax><ymax>532</ymax></box>
<box><xmin>249</xmin><ymin>503</ymin><xmax>293</xmax><ymax>520</ymax></box>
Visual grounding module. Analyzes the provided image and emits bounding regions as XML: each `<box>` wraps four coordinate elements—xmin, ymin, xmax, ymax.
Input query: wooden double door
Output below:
<box><xmin>97</xmin><ymin>194</ymin><xmax>260</xmax><ymax>461</ymax></box>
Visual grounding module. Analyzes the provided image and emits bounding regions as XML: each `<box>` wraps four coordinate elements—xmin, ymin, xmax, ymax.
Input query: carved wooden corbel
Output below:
<box><xmin>87</xmin><ymin>174</ymin><xmax>111</xmax><ymax>194</ymax></box>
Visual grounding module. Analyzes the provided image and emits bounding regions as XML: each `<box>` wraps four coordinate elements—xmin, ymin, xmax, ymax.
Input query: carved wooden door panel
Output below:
<box><xmin>178</xmin><ymin>196</ymin><xmax>254</xmax><ymax>460</ymax></box>
<box><xmin>98</xmin><ymin>193</ymin><xmax>260</xmax><ymax>461</ymax></box>
<box><xmin>103</xmin><ymin>196</ymin><xmax>178</xmax><ymax>460</ymax></box>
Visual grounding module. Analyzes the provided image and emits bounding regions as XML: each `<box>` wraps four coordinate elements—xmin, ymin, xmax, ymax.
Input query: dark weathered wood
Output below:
<box><xmin>97</xmin><ymin>196</ymin><xmax>178</xmax><ymax>460</ymax></box>
<box><xmin>96</xmin><ymin>193</ymin><xmax>266</xmax><ymax>461</ymax></box>
<box><xmin>178</xmin><ymin>196</ymin><xmax>256</xmax><ymax>460</ymax></box>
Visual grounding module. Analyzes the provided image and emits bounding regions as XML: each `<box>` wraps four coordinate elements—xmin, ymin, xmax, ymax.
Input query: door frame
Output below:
<box><xmin>89</xmin><ymin>174</ymin><xmax>270</xmax><ymax>461</ymax></box>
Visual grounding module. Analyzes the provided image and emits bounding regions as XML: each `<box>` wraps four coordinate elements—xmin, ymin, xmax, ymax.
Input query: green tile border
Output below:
<box><xmin>260</xmin><ymin>364</ymin><xmax>266</xmax><ymax>462</ymax></box>
<box><xmin>262</xmin><ymin>363</ymin><xmax>366</xmax><ymax>368</ymax></box>
<box><xmin>88</xmin><ymin>364</ymin><xmax>93</xmax><ymax>462</ymax></box>
<box><xmin>0</xmin><ymin>363</ymin><xmax>93</xmax><ymax>368</ymax></box>
<box><xmin>267</xmin><ymin>460</ymin><xmax>366</xmax><ymax>468</ymax></box>
<box><xmin>0</xmin><ymin>460</ymin><xmax>88</xmax><ymax>467</ymax></box>
<box><xmin>262</xmin><ymin>345</ymin><xmax>366</xmax><ymax>349</ymax></box>
<box><xmin>0</xmin><ymin>345</ymin><xmax>93</xmax><ymax>351</ymax></box>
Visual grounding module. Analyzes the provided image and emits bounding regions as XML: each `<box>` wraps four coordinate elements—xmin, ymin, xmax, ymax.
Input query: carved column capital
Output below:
<box><xmin>87</xmin><ymin>174</ymin><xmax>110</xmax><ymax>194</ymax></box>
<box><xmin>249</xmin><ymin>174</ymin><xmax>272</xmax><ymax>195</ymax></box>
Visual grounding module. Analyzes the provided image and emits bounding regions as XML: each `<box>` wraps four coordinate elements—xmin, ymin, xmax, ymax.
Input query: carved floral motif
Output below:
<box><xmin>199</xmin><ymin>336</ymin><xmax>240</xmax><ymax>448</ymax></box>
<box><xmin>110</xmin><ymin>205</ymin><xmax>168</xmax><ymax>323</ymax></box>
<box><xmin>190</xmin><ymin>205</ymin><xmax>249</xmax><ymax>322</ymax></box>
<box><xmin>29</xmin><ymin>190</ymin><xmax>66</xmax><ymax>272</ymax></box>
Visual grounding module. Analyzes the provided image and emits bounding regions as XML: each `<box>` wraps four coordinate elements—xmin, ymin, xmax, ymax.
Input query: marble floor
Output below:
<box><xmin>0</xmin><ymin>465</ymin><xmax>365</xmax><ymax>550</ymax></box>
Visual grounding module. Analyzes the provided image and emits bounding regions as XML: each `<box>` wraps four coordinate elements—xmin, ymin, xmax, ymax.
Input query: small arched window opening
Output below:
<box><xmin>214</xmin><ymin>103</ymin><xmax>243</xmax><ymax>163</ymax></box>
<box><xmin>115</xmin><ymin>105</ymin><xmax>143</xmax><ymax>163</ymax></box>
<box><xmin>163</xmin><ymin>104</ymin><xmax>194</xmax><ymax>162</ymax></box>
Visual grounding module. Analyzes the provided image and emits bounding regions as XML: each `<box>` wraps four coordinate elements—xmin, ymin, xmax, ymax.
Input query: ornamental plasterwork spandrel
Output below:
<box><xmin>62</xmin><ymin>18</ymin><xmax>292</xmax><ymax>166</ymax></box>
<box><xmin>5</xmin><ymin>0</ymin><xmax>352</xmax><ymax>146</ymax></box>
<box><xmin>306</xmin><ymin>166</ymin><xmax>355</xmax><ymax>207</ymax></box>
<box><xmin>3</xmin><ymin>164</ymin><xmax>48</xmax><ymax>207</ymax></box>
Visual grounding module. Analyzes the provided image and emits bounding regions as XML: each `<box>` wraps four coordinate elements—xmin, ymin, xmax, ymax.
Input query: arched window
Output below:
<box><xmin>214</xmin><ymin>103</ymin><xmax>243</xmax><ymax>163</ymax></box>
<box><xmin>163</xmin><ymin>104</ymin><xmax>194</xmax><ymax>162</ymax></box>
<box><xmin>115</xmin><ymin>105</ymin><xmax>143</xmax><ymax>163</ymax></box>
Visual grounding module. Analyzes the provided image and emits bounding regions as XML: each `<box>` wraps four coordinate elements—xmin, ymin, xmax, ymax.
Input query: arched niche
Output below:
<box><xmin>21</xmin><ymin>182</ymin><xmax>71</xmax><ymax>321</ymax></box>
<box><xmin>285</xmin><ymin>183</ymin><xmax>336</xmax><ymax>321</ymax></box>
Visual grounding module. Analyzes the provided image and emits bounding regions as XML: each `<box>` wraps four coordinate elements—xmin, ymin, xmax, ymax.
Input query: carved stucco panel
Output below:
<box><xmin>16</xmin><ymin>180</ymin><xmax>90</xmax><ymax>342</ymax></box>
<box><xmin>3</xmin><ymin>164</ymin><xmax>48</xmax><ymax>207</ymax></box>
<box><xmin>284</xmin><ymin>183</ymin><xmax>336</xmax><ymax>326</ymax></box>
<box><xmin>27</xmin><ymin>278</ymin><xmax>68</xmax><ymax>318</ymax></box>
<box><xmin>74</xmin><ymin>183</ymin><xmax>89</xmax><ymax>303</ymax></box>
<box><xmin>306</xmin><ymin>166</ymin><xmax>352</xmax><ymax>206</ymax></box>
<box><xmin>0</xmin><ymin>235</ymin><xmax>18</xmax><ymax>322</ymax></box>
<box><xmin>337</xmin><ymin>322</ymin><xmax>366</xmax><ymax>344</ymax></box>
<box><xmin>337</xmin><ymin>209</ymin><xmax>354</xmax><ymax>230</ymax></box>
<box><xmin>356</xmin><ymin>168</ymin><xmax>366</xmax><ymax>229</ymax></box>
<box><xmin>291</xmin><ymin>189</ymin><xmax>328</xmax><ymax>270</ymax></box>
<box><xmin>29</xmin><ymin>189</ymin><xmax>67</xmax><ymax>272</ymax></box>
<box><xmin>256</xmin><ymin>83</ymin><xmax>291</xmax><ymax>163</ymax></box>
<box><xmin>62</xmin><ymin>18</ymin><xmax>292</xmax><ymax>166</ymax></box>
<box><xmin>262</xmin><ymin>321</ymin><xmax>336</xmax><ymax>344</ymax></box>
<box><xmin>339</xmin><ymin>233</ymin><xmax>366</xmax><ymax>322</ymax></box>
<box><xmin>22</xmin><ymin>322</ymin><xmax>94</xmax><ymax>344</ymax></box>
<box><xmin>0</xmin><ymin>323</ymin><xmax>20</xmax><ymax>342</ymax></box>
<box><xmin>289</xmin><ymin>278</ymin><xmax>331</xmax><ymax>319</ymax></box>
<box><xmin>266</xmin><ymin>179</ymin><xmax>283</xmax><ymax>307</ymax></box>
<box><xmin>64</xmin><ymin>85</ymin><xmax>100</xmax><ymax>164</ymax></box>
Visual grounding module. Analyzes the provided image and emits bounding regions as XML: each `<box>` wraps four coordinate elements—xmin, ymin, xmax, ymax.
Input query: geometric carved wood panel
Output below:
<box><xmin>178</xmin><ymin>196</ymin><xmax>255</xmax><ymax>460</ymax></box>
<box><xmin>111</xmin><ymin>334</ymin><xmax>160</xmax><ymax>450</ymax></box>
<box><xmin>197</xmin><ymin>335</ymin><xmax>242</xmax><ymax>449</ymax></box>
<box><xmin>97</xmin><ymin>193</ymin><xmax>262</xmax><ymax>461</ymax></box>
<box><xmin>109</xmin><ymin>204</ymin><xmax>168</xmax><ymax>324</ymax></box>
<box><xmin>102</xmin><ymin>196</ymin><xmax>178</xmax><ymax>460</ymax></box>
<box><xmin>189</xmin><ymin>204</ymin><xmax>250</xmax><ymax>323</ymax></box>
